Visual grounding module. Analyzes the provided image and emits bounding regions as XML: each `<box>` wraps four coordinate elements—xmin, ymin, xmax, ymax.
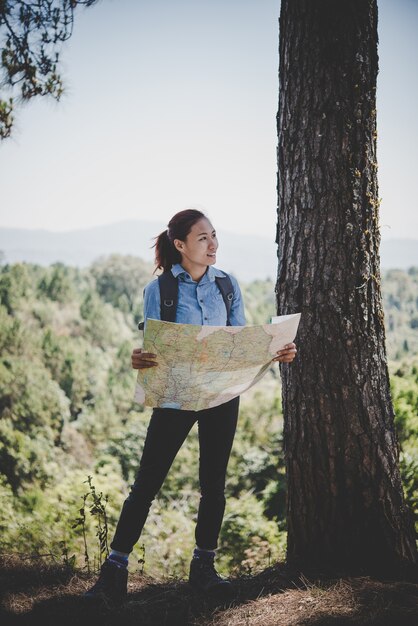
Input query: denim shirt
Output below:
<box><xmin>143</xmin><ymin>264</ymin><xmax>246</xmax><ymax>327</ymax></box>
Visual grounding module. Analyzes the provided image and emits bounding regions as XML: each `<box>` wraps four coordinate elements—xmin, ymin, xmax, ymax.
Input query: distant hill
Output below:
<box><xmin>0</xmin><ymin>221</ymin><xmax>416</xmax><ymax>281</ymax></box>
<box><xmin>0</xmin><ymin>221</ymin><xmax>277</xmax><ymax>281</ymax></box>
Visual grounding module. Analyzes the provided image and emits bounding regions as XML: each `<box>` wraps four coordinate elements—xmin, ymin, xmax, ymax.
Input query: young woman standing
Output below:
<box><xmin>85</xmin><ymin>209</ymin><xmax>297</xmax><ymax>604</ymax></box>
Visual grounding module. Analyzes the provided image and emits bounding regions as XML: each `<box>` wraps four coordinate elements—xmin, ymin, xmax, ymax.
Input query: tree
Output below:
<box><xmin>0</xmin><ymin>0</ymin><xmax>98</xmax><ymax>139</ymax></box>
<box><xmin>37</xmin><ymin>262</ymin><xmax>76</xmax><ymax>303</ymax></box>
<box><xmin>90</xmin><ymin>254</ymin><xmax>154</xmax><ymax>318</ymax></box>
<box><xmin>276</xmin><ymin>0</ymin><xmax>417</xmax><ymax>577</ymax></box>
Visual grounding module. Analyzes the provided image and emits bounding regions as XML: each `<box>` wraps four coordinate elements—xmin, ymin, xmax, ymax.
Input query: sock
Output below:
<box><xmin>193</xmin><ymin>547</ymin><xmax>216</xmax><ymax>561</ymax></box>
<box><xmin>108</xmin><ymin>549</ymin><xmax>129</xmax><ymax>568</ymax></box>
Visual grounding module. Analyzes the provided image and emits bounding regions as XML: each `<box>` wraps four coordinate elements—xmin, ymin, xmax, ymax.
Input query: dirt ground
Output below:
<box><xmin>1</xmin><ymin>556</ymin><xmax>417</xmax><ymax>626</ymax></box>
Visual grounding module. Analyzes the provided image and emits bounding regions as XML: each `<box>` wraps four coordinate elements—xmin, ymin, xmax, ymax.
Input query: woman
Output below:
<box><xmin>85</xmin><ymin>209</ymin><xmax>297</xmax><ymax>604</ymax></box>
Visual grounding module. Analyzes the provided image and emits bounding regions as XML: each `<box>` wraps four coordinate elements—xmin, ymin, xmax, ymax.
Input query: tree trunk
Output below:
<box><xmin>276</xmin><ymin>0</ymin><xmax>417</xmax><ymax>577</ymax></box>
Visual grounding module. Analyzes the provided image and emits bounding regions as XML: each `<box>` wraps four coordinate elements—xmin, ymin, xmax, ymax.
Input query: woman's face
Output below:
<box><xmin>174</xmin><ymin>217</ymin><xmax>218</xmax><ymax>271</ymax></box>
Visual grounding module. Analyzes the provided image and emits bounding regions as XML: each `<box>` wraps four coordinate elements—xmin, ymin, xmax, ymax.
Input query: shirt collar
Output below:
<box><xmin>171</xmin><ymin>264</ymin><xmax>225</xmax><ymax>283</ymax></box>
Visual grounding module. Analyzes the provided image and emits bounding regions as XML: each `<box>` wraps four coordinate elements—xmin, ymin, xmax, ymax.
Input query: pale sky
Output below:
<box><xmin>0</xmin><ymin>0</ymin><xmax>417</xmax><ymax>240</ymax></box>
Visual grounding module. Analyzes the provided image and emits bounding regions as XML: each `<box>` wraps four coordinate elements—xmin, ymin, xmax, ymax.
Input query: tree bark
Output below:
<box><xmin>276</xmin><ymin>0</ymin><xmax>417</xmax><ymax>577</ymax></box>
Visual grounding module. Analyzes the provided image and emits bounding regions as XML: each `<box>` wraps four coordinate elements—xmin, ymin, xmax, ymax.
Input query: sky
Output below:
<box><xmin>0</xmin><ymin>0</ymin><xmax>417</xmax><ymax>240</ymax></box>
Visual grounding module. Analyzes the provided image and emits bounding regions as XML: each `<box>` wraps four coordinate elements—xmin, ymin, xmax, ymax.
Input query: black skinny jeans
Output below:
<box><xmin>110</xmin><ymin>397</ymin><xmax>239</xmax><ymax>553</ymax></box>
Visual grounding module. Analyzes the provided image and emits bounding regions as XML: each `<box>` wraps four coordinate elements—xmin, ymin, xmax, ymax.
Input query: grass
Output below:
<box><xmin>0</xmin><ymin>555</ymin><xmax>417</xmax><ymax>626</ymax></box>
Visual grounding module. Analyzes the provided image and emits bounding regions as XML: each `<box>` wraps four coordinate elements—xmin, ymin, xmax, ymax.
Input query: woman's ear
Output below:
<box><xmin>173</xmin><ymin>239</ymin><xmax>184</xmax><ymax>252</ymax></box>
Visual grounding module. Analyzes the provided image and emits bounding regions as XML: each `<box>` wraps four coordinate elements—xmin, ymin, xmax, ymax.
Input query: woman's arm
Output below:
<box><xmin>132</xmin><ymin>279</ymin><xmax>160</xmax><ymax>370</ymax></box>
<box><xmin>143</xmin><ymin>279</ymin><xmax>161</xmax><ymax>326</ymax></box>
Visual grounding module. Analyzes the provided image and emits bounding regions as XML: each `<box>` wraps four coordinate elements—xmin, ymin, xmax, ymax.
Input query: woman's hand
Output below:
<box><xmin>272</xmin><ymin>342</ymin><xmax>297</xmax><ymax>363</ymax></box>
<box><xmin>131</xmin><ymin>348</ymin><xmax>158</xmax><ymax>369</ymax></box>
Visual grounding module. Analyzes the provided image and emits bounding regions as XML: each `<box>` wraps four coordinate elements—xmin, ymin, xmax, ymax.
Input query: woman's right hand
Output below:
<box><xmin>131</xmin><ymin>348</ymin><xmax>158</xmax><ymax>369</ymax></box>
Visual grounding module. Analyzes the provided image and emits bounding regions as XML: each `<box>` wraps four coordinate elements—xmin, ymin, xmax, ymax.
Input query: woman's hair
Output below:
<box><xmin>153</xmin><ymin>209</ymin><xmax>206</xmax><ymax>273</ymax></box>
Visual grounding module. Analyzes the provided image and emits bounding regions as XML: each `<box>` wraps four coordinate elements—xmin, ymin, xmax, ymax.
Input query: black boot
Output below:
<box><xmin>84</xmin><ymin>559</ymin><xmax>128</xmax><ymax>605</ymax></box>
<box><xmin>189</xmin><ymin>554</ymin><xmax>231</xmax><ymax>593</ymax></box>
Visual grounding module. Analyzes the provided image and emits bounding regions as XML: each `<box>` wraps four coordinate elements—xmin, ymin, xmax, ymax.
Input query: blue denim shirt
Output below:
<box><xmin>143</xmin><ymin>263</ymin><xmax>246</xmax><ymax>327</ymax></box>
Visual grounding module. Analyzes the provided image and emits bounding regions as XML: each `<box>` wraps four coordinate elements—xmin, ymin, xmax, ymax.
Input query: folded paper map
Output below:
<box><xmin>134</xmin><ymin>313</ymin><xmax>301</xmax><ymax>411</ymax></box>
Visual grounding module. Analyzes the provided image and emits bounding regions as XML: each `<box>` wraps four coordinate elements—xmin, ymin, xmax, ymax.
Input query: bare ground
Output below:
<box><xmin>0</xmin><ymin>556</ymin><xmax>417</xmax><ymax>626</ymax></box>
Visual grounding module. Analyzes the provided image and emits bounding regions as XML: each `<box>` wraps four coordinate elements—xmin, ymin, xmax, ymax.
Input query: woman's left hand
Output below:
<box><xmin>272</xmin><ymin>342</ymin><xmax>297</xmax><ymax>363</ymax></box>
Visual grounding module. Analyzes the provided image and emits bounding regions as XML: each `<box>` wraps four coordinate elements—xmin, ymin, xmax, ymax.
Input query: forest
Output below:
<box><xmin>1</xmin><ymin>256</ymin><xmax>417</xmax><ymax>579</ymax></box>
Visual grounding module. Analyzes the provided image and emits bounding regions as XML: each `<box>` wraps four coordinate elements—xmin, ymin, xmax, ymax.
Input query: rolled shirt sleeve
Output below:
<box><xmin>229</xmin><ymin>274</ymin><xmax>246</xmax><ymax>326</ymax></box>
<box><xmin>143</xmin><ymin>279</ymin><xmax>161</xmax><ymax>329</ymax></box>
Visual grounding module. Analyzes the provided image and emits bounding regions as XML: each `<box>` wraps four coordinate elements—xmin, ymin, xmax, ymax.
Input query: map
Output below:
<box><xmin>134</xmin><ymin>313</ymin><xmax>301</xmax><ymax>411</ymax></box>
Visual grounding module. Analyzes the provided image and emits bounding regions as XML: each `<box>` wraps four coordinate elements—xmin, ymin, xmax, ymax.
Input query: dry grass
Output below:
<box><xmin>202</xmin><ymin>577</ymin><xmax>418</xmax><ymax>626</ymax></box>
<box><xmin>0</xmin><ymin>556</ymin><xmax>417</xmax><ymax>626</ymax></box>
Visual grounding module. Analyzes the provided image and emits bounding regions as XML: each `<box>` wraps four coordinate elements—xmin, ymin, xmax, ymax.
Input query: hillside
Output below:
<box><xmin>0</xmin><ymin>221</ymin><xmax>277</xmax><ymax>282</ymax></box>
<box><xmin>1</xmin><ymin>221</ymin><xmax>417</xmax><ymax>280</ymax></box>
<box><xmin>0</xmin><ymin>258</ymin><xmax>417</xmax><ymax>624</ymax></box>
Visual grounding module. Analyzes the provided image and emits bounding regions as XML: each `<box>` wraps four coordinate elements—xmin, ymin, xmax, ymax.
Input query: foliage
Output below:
<box><xmin>399</xmin><ymin>452</ymin><xmax>418</xmax><ymax>534</ymax></box>
<box><xmin>102</xmin><ymin>412</ymin><xmax>150</xmax><ymax>483</ymax></box>
<box><xmin>383</xmin><ymin>268</ymin><xmax>418</xmax><ymax>359</ymax></box>
<box><xmin>137</xmin><ymin>503</ymin><xmax>195</xmax><ymax>578</ymax></box>
<box><xmin>0</xmin><ymin>356</ymin><xmax>70</xmax><ymax>491</ymax></box>
<box><xmin>38</xmin><ymin>263</ymin><xmax>76</xmax><ymax>303</ymax></box>
<box><xmin>241</xmin><ymin>279</ymin><xmax>277</xmax><ymax>325</ymax></box>
<box><xmin>0</xmin><ymin>262</ymin><xmax>31</xmax><ymax>313</ymax></box>
<box><xmin>390</xmin><ymin>355</ymin><xmax>418</xmax><ymax>531</ymax></box>
<box><xmin>243</xmin><ymin>268</ymin><xmax>418</xmax><ymax>362</ymax></box>
<box><xmin>90</xmin><ymin>254</ymin><xmax>154</xmax><ymax>321</ymax></box>
<box><xmin>219</xmin><ymin>491</ymin><xmax>285</xmax><ymax>575</ymax></box>
<box><xmin>0</xmin><ymin>0</ymin><xmax>99</xmax><ymax>139</ymax></box>
<box><xmin>72</xmin><ymin>475</ymin><xmax>109</xmax><ymax>571</ymax></box>
<box><xmin>0</xmin><ymin>258</ymin><xmax>417</xmax><ymax>577</ymax></box>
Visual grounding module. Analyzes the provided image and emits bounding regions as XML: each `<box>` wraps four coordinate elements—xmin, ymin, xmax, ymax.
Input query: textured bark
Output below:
<box><xmin>276</xmin><ymin>0</ymin><xmax>417</xmax><ymax>576</ymax></box>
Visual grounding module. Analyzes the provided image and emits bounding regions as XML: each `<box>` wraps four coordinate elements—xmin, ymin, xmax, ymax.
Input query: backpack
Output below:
<box><xmin>138</xmin><ymin>270</ymin><xmax>234</xmax><ymax>331</ymax></box>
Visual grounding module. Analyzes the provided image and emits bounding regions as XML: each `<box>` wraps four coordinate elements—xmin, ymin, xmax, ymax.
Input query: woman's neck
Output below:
<box><xmin>180</xmin><ymin>261</ymin><xmax>208</xmax><ymax>282</ymax></box>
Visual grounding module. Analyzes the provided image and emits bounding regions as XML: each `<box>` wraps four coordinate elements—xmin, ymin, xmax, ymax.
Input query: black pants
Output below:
<box><xmin>110</xmin><ymin>397</ymin><xmax>239</xmax><ymax>553</ymax></box>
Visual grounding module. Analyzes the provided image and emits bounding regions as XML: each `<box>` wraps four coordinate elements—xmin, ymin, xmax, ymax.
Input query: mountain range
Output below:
<box><xmin>0</xmin><ymin>221</ymin><xmax>416</xmax><ymax>282</ymax></box>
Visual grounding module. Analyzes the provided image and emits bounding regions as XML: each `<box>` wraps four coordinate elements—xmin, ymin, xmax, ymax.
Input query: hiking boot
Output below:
<box><xmin>84</xmin><ymin>559</ymin><xmax>128</xmax><ymax>605</ymax></box>
<box><xmin>189</xmin><ymin>555</ymin><xmax>231</xmax><ymax>593</ymax></box>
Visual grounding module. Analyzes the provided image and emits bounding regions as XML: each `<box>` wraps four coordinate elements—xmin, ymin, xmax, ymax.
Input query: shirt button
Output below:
<box><xmin>204</xmin><ymin>317</ymin><xmax>208</xmax><ymax>320</ymax></box>
<box><xmin>200</xmin><ymin>299</ymin><xmax>203</xmax><ymax>303</ymax></box>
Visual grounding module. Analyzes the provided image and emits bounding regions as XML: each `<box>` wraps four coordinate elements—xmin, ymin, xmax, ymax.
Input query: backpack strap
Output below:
<box><xmin>214</xmin><ymin>273</ymin><xmax>234</xmax><ymax>326</ymax></box>
<box><xmin>138</xmin><ymin>270</ymin><xmax>234</xmax><ymax>330</ymax></box>
<box><xmin>137</xmin><ymin>271</ymin><xmax>178</xmax><ymax>331</ymax></box>
<box><xmin>158</xmin><ymin>271</ymin><xmax>179</xmax><ymax>322</ymax></box>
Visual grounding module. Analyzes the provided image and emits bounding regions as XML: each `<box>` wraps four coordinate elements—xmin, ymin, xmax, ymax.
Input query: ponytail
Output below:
<box><xmin>152</xmin><ymin>209</ymin><xmax>205</xmax><ymax>273</ymax></box>
<box><xmin>153</xmin><ymin>229</ymin><xmax>181</xmax><ymax>273</ymax></box>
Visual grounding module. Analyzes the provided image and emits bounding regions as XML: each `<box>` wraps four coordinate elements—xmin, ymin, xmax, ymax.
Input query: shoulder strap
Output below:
<box><xmin>137</xmin><ymin>272</ymin><xmax>178</xmax><ymax>331</ymax></box>
<box><xmin>215</xmin><ymin>273</ymin><xmax>234</xmax><ymax>326</ymax></box>
<box><xmin>158</xmin><ymin>271</ymin><xmax>178</xmax><ymax>322</ymax></box>
<box><xmin>138</xmin><ymin>270</ymin><xmax>234</xmax><ymax>330</ymax></box>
